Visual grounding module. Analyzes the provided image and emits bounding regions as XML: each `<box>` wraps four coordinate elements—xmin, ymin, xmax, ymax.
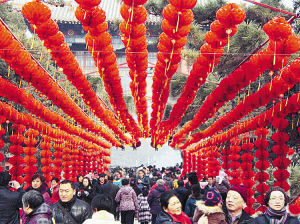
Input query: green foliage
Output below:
<box><xmin>145</xmin><ymin>0</ymin><xmax>168</xmax><ymax>17</ymax></box>
<box><xmin>186</xmin><ymin>23</ymin><xmax>206</xmax><ymax>50</ymax></box>
<box><xmin>192</xmin><ymin>0</ymin><xmax>226</xmax><ymax>25</ymax></box>
<box><xmin>170</xmin><ymin>74</ymin><xmax>187</xmax><ymax>98</ymax></box>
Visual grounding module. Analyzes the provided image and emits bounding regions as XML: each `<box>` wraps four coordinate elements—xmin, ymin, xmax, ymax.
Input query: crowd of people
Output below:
<box><xmin>0</xmin><ymin>165</ymin><xmax>299</xmax><ymax>224</ymax></box>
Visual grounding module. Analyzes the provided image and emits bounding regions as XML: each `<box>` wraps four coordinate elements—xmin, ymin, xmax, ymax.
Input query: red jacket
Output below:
<box><xmin>51</xmin><ymin>184</ymin><xmax>59</xmax><ymax>204</ymax></box>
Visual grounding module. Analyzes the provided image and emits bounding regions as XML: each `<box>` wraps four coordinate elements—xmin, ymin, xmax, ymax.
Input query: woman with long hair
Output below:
<box><xmin>77</xmin><ymin>177</ymin><xmax>95</xmax><ymax>205</ymax></box>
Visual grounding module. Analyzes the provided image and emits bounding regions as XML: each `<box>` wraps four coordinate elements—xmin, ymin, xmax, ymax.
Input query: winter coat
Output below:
<box><xmin>0</xmin><ymin>186</ymin><xmax>25</xmax><ymax>224</ymax></box>
<box><xmin>26</xmin><ymin>184</ymin><xmax>51</xmax><ymax>205</ymax></box>
<box><xmin>52</xmin><ymin>197</ymin><xmax>92</xmax><ymax>224</ymax></box>
<box><xmin>174</xmin><ymin>186</ymin><xmax>189</xmax><ymax>209</ymax></box>
<box><xmin>225</xmin><ymin>210</ymin><xmax>256</xmax><ymax>224</ymax></box>
<box><xmin>100</xmin><ymin>182</ymin><xmax>120</xmax><ymax>214</ymax></box>
<box><xmin>23</xmin><ymin>203</ymin><xmax>52</xmax><ymax>224</ymax></box>
<box><xmin>115</xmin><ymin>185</ymin><xmax>139</xmax><ymax>212</ymax></box>
<box><xmin>137</xmin><ymin>176</ymin><xmax>150</xmax><ymax>190</ymax></box>
<box><xmin>255</xmin><ymin>213</ymin><xmax>300</xmax><ymax>224</ymax></box>
<box><xmin>193</xmin><ymin>200</ymin><xmax>226</xmax><ymax>224</ymax></box>
<box><xmin>83</xmin><ymin>210</ymin><xmax>115</xmax><ymax>224</ymax></box>
<box><xmin>77</xmin><ymin>185</ymin><xmax>95</xmax><ymax>205</ymax></box>
<box><xmin>214</xmin><ymin>179</ymin><xmax>230</xmax><ymax>194</ymax></box>
<box><xmin>148</xmin><ymin>185</ymin><xmax>167</xmax><ymax>215</ymax></box>
<box><xmin>50</xmin><ymin>184</ymin><xmax>59</xmax><ymax>204</ymax></box>
<box><xmin>137</xmin><ymin>193</ymin><xmax>152</xmax><ymax>222</ymax></box>
<box><xmin>184</xmin><ymin>196</ymin><xmax>202</xmax><ymax>218</ymax></box>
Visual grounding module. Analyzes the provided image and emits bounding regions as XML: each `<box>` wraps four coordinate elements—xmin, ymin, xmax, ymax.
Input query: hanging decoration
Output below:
<box><xmin>62</xmin><ymin>142</ymin><xmax>72</xmax><ymax>180</ymax></box>
<box><xmin>52</xmin><ymin>140</ymin><xmax>63</xmax><ymax>180</ymax></box>
<box><xmin>221</xmin><ymin>145</ymin><xmax>231</xmax><ymax>175</ymax></box>
<box><xmin>254</xmin><ymin>127</ymin><xmax>269</xmax><ymax>212</ymax></box>
<box><xmin>9</xmin><ymin>124</ymin><xmax>25</xmax><ymax>183</ymax></box>
<box><xmin>75</xmin><ymin>0</ymin><xmax>142</xmax><ymax>144</ymax></box>
<box><xmin>271</xmin><ymin>117</ymin><xmax>290</xmax><ymax>191</ymax></box>
<box><xmin>0</xmin><ymin>22</ymin><xmax>120</xmax><ymax>147</ymax></box>
<box><xmin>0</xmin><ymin>77</ymin><xmax>112</xmax><ymax>149</ymax></box>
<box><xmin>228</xmin><ymin>138</ymin><xmax>241</xmax><ymax>185</ymax></box>
<box><xmin>241</xmin><ymin>138</ymin><xmax>255</xmax><ymax>215</ymax></box>
<box><xmin>21</xmin><ymin>0</ymin><xmax>130</xmax><ymax>145</ymax></box>
<box><xmin>206</xmin><ymin>146</ymin><xmax>221</xmax><ymax>178</ymax></box>
<box><xmin>181</xmin><ymin>54</ymin><xmax>299</xmax><ymax>149</ymax></box>
<box><xmin>150</xmin><ymin>0</ymin><xmax>197</xmax><ymax>147</ymax></box>
<box><xmin>119</xmin><ymin>0</ymin><xmax>149</xmax><ymax>137</ymax></box>
<box><xmin>170</xmin><ymin>16</ymin><xmax>294</xmax><ymax>147</ymax></box>
<box><xmin>157</xmin><ymin>3</ymin><xmax>246</xmax><ymax>146</ymax></box>
<box><xmin>196</xmin><ymin>151</ymin><xmax>204</xmax><ymax>181</ymax></box>
<box><xmin>23</xmin><ymin>128</ymin><xmax>39</xmax><ymax>187</ymax></box>
<box><xmin>0</xmin><ymin>116</ymin><xmax>6</xmax><ymax>172</ymax></box>
<box><xmin>40</xmin><ymin>135</ymin><xmax>53</xmax><ymax>183</ymax></box>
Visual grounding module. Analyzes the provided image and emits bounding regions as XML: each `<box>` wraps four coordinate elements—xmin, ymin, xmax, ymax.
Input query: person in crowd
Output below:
<box><xmin>115</xmin><ymin>178</ymin><xmax>139</xmax><ymax>224</ymax></box>
<box><xmin>83</xmin><ymin>194</ymin><xmax>115</xmax><ymax>224</ymax></box>
<box><xmin>225</xmin><ymin>185</ymin><xmax>255</xmax><ymax>224</ymax></box>
<box><xmin>214</xmin><ymin>171</ymin><xmax>230</xmax><ymax>202</ymax></box>
<box><xmin>150</xmin><ymin>171</ymin><xmax>159</xmax><ymax>187</ymax></box>
<box><xmin>255</xmin><ymin>187</ymin><xmax>300</xmax><ymax>224</ymax></box>
<box><xmin>163</xmin><ymin>171</ymin><xmax>174</xmax><ymax>192</ymax></box>
<box><xmin>101</xmin><ymin>176</ymin><xmax>120</xmax><ymax>220</ymax></box>
<box><xmin>75</xmin><ymin>174</ymin><xmax>83</xmax><ymax>190</ymax></box>
<box><xmin>155</xmin><ymin>191</ymin><xmax>191</xmax><ymax>224</ymax></box>
<box><xmin>86</xmin><ymin>171</ymin><xmax>93</xmax><ymax>180</ymax></box>
<box><xmin>193</xmin><ymin>188</ymin><xmax>226</xmax><ymax>224</ymax></box>
<box><xmin>50</xmin><ymin>177</ymin><xmax>60</xmax><ymax>204</ymax></box>
<box><xmin>137</xmin><ymin>169</ymin><xmax>150</xmax><ymax>191</ymax></box>
<box><xmin>22</xmin><ymin>190</ymin><xmax>52</xmax><ymax>224</ymax></box>
<box><xmin>148</xmin><ymin>179</ymin><xmax>168</xmax><ymax>224</ymax></box>
<box><xmin>94</xmin><ymin>173</ymin><xmax>107</xmax><ymax>194</ymax></box>
<box><xmin>185</xmin><ymin>184</ymin><xmax>202</xmax><ymax>218</ymax></box>
<box><xmin>113</xmin><ymin>171</ymin><xmax>123</xmax><ymax>187</ymax></box>
<box><xmin>77</xmin><ymin>177</ymin><xmax>95</xmax><ymax>205</ymax></box>
<box><xmin>0</xmin><ymin>171</ymin><xmax>25</xmax><ymax>224</ymax></box>
<box><xmin>174</xmin><ymin>180</ymin><xmax>189</xmax><ymax>210</ymax></box>
<box><xmin>131</xmin><ymin>178</ymin><xmax>142</xmax><ymax>196</ymax></box>
<box><xmin>91</xmin><ymin>171</ymin><xmax>99</xmax><ymax>189</ymax></box>
<box><xmin>185</xmin><ymin>172</ymin><xmax>199</xmax><ymax>196</ymax></box>
<box><xmin>26</xmin><ymin>174</ymin><xmax>51</xmax><ymax>205</ymax></box>
<box><xmin>137</xmin><ymin>186</ymin><xmax>152</xmax><ymax>224</ymax></box>
<box><xmin>52</xmin><ymin>180</ymin><xmax>92</xmax><ymax>224</ymax></box>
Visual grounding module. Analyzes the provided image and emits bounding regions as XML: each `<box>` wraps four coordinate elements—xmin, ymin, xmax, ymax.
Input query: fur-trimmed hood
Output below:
<box><xmin>195</xmin><ymin>200</ymin><xmax>224</xmax><ymax>215</ymax></box>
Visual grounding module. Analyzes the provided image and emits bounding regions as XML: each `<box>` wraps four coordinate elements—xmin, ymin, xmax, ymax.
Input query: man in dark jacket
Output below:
<box><xmin>22</xmin><ymin>190</ymin><xmax>52</xmax><ymax>224</ymax></box>
<box><xmin>174</xmin><ymin>180</ymin><xmax>189</xmax><ymax>209</ymax></box>
<box><xmin>52</xmin><ymin>180</ymin><xmax>92</xmax><ymax>224</ymax></box>
<box><xmin>148</xmin><ymin>179</ymin><xmax>167</xmax><ymax>224</ymax></box>
<box><xmin>101</xmin><ymin>176</ymin><xmax>120</xmax><ymax>220</ymax></box>
<box><xmin>225</xmin><ymin>185</ymin><xmax>255</xmax><ymax>224</ymax></box>
<box><xmin>0</xmin><ymin>171</ymin><xmax>25</xmax><ymax>224</ymax></box>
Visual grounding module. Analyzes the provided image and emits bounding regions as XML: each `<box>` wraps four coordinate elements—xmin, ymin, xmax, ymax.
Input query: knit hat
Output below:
<box><xmin>228</xmin><ymin>185</ymin><xmax>248</xmax><ymax>203</ymax></box>
<box><xmin>156</xmin><ymin>179</ymin><xmax>165</xmax><ymax>186</ymax></box>
<box><xmin>264</xmin><ymin>187</ymin><xmax>289</xmax><ymax>206</ymax></box>
<box><xmin>204</xmin><ymin>188</ymin><xmax>222</xmax><ymax>206</ymax></box>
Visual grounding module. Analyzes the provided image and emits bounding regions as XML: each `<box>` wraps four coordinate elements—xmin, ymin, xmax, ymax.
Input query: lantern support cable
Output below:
<box><xmin>0</xmin><ymin>18</ymin><xmax>121</xmax><ymax>146</ymax></box>
<box><xmin>243</xmin><ymin>0</ymin><xmax>299</xmax><ymax>17</ymax></box>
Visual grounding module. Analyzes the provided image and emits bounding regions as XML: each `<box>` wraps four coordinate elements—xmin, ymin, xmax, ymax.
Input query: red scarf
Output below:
<box><xmin>169</xmin><ymin>211</ymin><xmax>192</xmax><ymax>224</ymax></box>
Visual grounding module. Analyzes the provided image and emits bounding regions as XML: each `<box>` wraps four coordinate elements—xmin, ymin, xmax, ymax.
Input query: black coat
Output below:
<box><xmin>52</xmin><ymin>197</ymin><xmax>92</xmax><ymax>224</ymax></box>
<box><xmin>174</xmin><ymin>186</ymin><xmax>189</xmax><ymax>209</ymax></box>
<box><xmin>148</xmin><ymin>185</ymin><xmax>167</xmax><ymax>215</ymax></box>
<box><xmin>100</xmin><ymin>182</ymin><xmax>120</xmax><ymax>214</ymax></box>
<box><xmin>76</xmin><ymin>185</ymin><xmax>95</xmax><ymax>205</ymax></box>
<box><xmin>255</xmin><ymin>213</ymin><xmax>300</xmax><ymax>224</ymax></box>
<box><xmin>225</xmin><ymin>210</ymin><xmax>256</xmax><ymax>224</ymax></box>
<box><xmin>155</xmin><ymin>211</ymin><xmax>181</xmax><ymax>224</ymax></box>
<box><xmin>0</xmin><ymin>186</ymin><xmax>25</xmax><ymax>224</ymax></box>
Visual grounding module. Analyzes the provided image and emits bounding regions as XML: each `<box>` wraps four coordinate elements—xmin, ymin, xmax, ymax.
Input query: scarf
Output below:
<box><xmin>59</xmin><ymin>196</ymin><xmax>76</xmax><ymax>211</ymax></box>
<box><xmin>169</xmin><ymin>211</ymin><xmax>192</xmax><ymax>224</ymax></box>
<box><xmin>264</xmin><ymin>207</ymin><xmax>288</xmax><ymax>224</ymax></box>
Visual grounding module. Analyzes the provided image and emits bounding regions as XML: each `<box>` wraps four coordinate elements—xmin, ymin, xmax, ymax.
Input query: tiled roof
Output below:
<box><xmin>11</xmin><ymin>0</ymin><xmax>161</xmax><ymax>24</ymax></box>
